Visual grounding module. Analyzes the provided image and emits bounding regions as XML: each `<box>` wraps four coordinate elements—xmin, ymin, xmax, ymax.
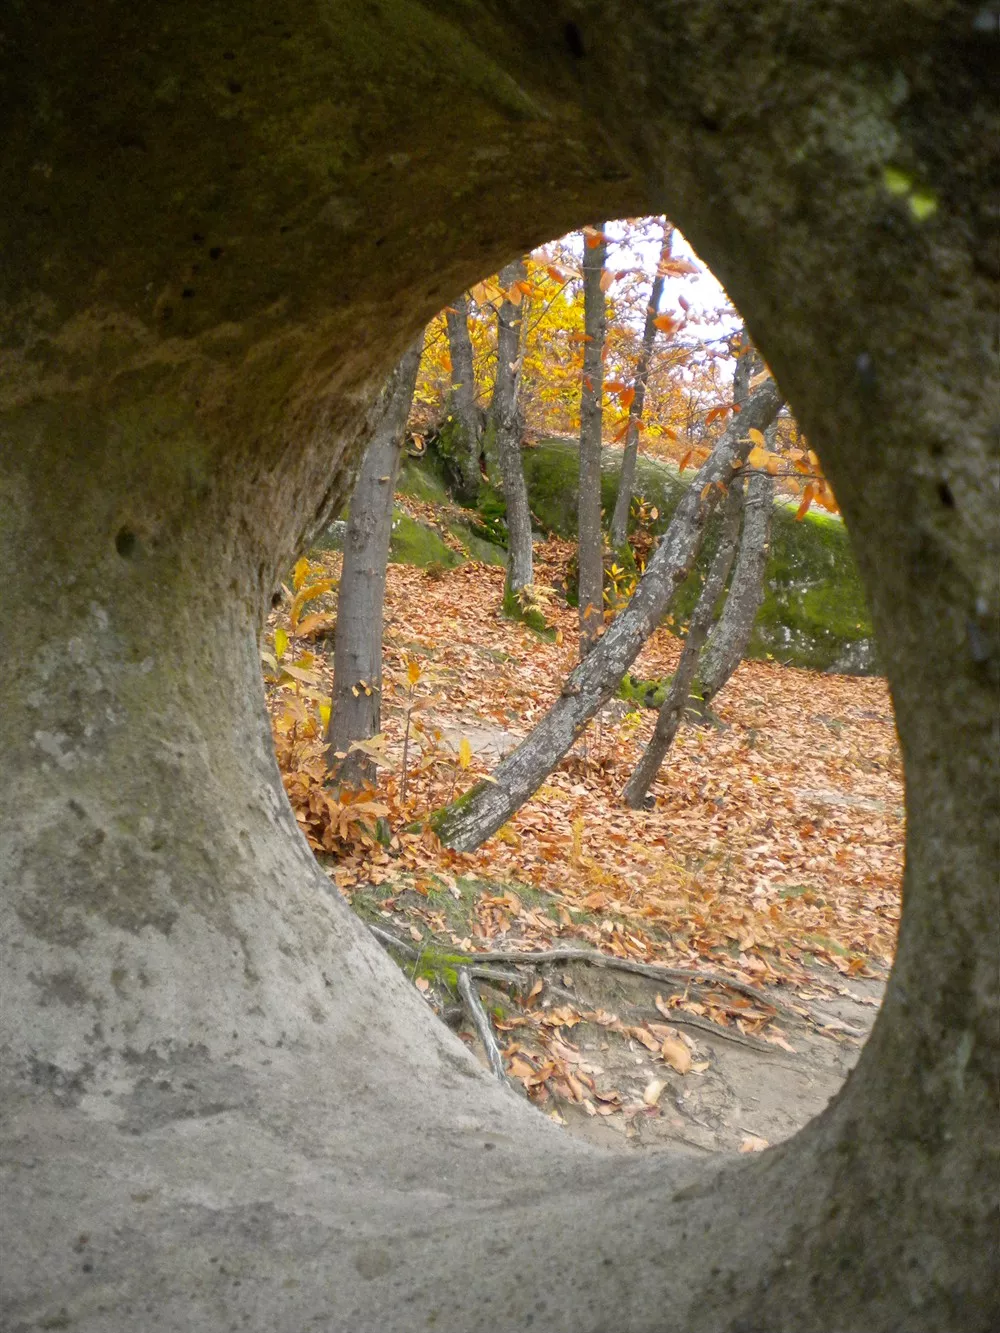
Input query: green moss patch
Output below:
<box><xmin>520</xmin><ymin>439</ymin><xmax>877</xmax><ymax>675</ymax></box>
<box><xmin>389</xmin><ymin>510</ymin><xmax>463</xmax><ymax>568</ymax></box>
<box><xmin>619</xmin><ymin>672</ymin><xmax>671</xmax><ymax>709</ymax></box>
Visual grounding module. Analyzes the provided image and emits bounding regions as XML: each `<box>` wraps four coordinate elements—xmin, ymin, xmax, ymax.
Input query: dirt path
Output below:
<box><xmin>451</xmin><ymin>952</ymin><xmax>885</xmax><ymax>1156</ymax></box>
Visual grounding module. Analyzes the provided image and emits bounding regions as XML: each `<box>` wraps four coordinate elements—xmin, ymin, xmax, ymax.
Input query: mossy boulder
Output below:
<box><xmin>389</xmin><ymin>511</ymin><xmax>462</xmax><ymax>568</ymax></box>
<box><xmin>518</xmin><ymin>439</ymin><xmax>877</xmax><ymax>675</ymax></box>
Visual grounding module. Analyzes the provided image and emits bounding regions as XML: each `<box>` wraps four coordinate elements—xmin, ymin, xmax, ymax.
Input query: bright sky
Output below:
<box><xmin>604</xmin><ymin>217</ymin><xmax>741</xmax><ymax>342</ymax></box>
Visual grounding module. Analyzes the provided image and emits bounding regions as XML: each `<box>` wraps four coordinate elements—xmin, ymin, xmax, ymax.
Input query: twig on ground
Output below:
<box><xmin>639</xmin><ymin>1009</ymin><xmax>789</xmax><ymax>1053</ymax></box>
<box><xmin>457</xmin><ymin>968</ymin><xmax>509</xmax><ymax>1084</ymax></box>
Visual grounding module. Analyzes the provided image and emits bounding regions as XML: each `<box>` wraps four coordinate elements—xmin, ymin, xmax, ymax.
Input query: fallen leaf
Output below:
<box><xmin>643</xmin><ymin>1078</ymin><xmax>668</xmax><ymax>1106</ymax></box>
<box><xmin>740</xmin><ymin>1135</ymin><xmax>770</xmax><ymax>1153</ymax></box>
<box><xmin>660</xmin><ymin>1034</ymin><xmax>693</xmax><ymax>1074</ymax></box>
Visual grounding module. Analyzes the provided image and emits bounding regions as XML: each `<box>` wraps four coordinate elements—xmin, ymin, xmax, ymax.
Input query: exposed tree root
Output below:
<box><xmin>457</xmin><ymin>968</ymin><xmax>510</xmax><ymax>1083</ymax></box>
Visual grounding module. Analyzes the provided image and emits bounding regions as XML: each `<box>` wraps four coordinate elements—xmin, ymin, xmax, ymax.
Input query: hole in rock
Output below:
<box><xmin>263</xmin><ymin>215</ymin><xmax>900</xmax><ymax>1158</ymax></box>
<box><xmin>115</xmin><ymin>527</ymin><xmax>138</xmax><ymax>559</ymax></box>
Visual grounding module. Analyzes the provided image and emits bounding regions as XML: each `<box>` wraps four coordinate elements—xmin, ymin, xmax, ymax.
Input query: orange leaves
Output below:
<box><xmin>599</xmin><ymin>268</ymin><xmax>615</xmax><ymax>293</ymax></box>
<box><xmin>504</xmin><ymin>278</ymin><xmax>533</xmax><ymax>306</ymax></box>
<box><xmin>619</xmin><ymin>386</ymin><xmax>636</xmax><ymax>411</ymax></box>
<box><xmin>795</xmin><ymin>485</ymin><xmax>817</xmax><ymax>521</ymax></box>
<box><xmin>705</xmin><ymin>403</ymin><xmax>736</xmax><ymax>426</ymax></box>
<box><xmin>582</xmin><ymin>225</ymin><xmax>607</xmax><ymax>249</ymax></box>
<box><xmin>653</xmin><ymin>313</ymin><xmax>679</xmax><ymax>334</ymax></box>
<box><xmin>660</xmin><ymin>256</ymin><xmax>700</xmax><ymax>277</ymax></box>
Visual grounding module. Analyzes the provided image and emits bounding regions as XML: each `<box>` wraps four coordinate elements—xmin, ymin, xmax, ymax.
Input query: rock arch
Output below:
<box><xmin>1</xmin><ymin>3</ymin><xmax>995</xmax><ymax>1328</ymax></box>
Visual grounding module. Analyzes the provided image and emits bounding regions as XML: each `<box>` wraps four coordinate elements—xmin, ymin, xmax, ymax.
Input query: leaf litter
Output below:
<box><xmin>264</xmin><ymin>530</ymin><xmax>902</xmax><ymax>1153</ymax></box>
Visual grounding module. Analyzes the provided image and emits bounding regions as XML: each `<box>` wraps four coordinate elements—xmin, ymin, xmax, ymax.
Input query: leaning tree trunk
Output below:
<box><xmin>431</xmin><ymin>378</ymin><xmax>783</xmax><ymax>851</ymax></box>
<box><xmin>608</xmin><ymin>220</ymin><xmax>673</xmax><ymax>549</ymax></box>
<box><xmin>490</xmin><ymin>259</ymin><xmax>534</xmax><ymax>607</ymax></box>
<box><xmin>622</xmin><ymin>476</ymin><xmax>745</xmax><ymax>807</ymax></box>
<box><xmin>1</xmin><ymin>5</ymin><xmax>996</xmax><ymax>1332</ymax></box>
<box><xmin>324</xmin><ymin>337</ymin><xmax>423</xmax><ymax>789</ymax></box>
<box><xmin>696</xmin><ymin>465</ymin><xmax>776</xmax><ymax>705</ymax></box>
<box><xmin>578</xmin><ymin>224</ymin><xmax>608</xmax><ymax>654</ymax></box>
<box><xmin>443</xmin><ymin>292</ymin><xmax>483</xmax><ymax>501</ymax></box>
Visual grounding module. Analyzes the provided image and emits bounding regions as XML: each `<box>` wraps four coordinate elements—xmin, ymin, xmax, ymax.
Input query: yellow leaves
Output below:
<box><xmin>748</xmin><ymin>428</ymin><xmax>767</xmax><ymax>448</ymax></box>
<box><xmin>290</xmin><ymin>578</ymin><xmax>336</xmax><ymax>631</ymax></box>
<box><xmin>406</xmin><ymin>656</ymin><xmax>422</xmax><ymax>687</ymax></box>
<box><xmin>274</xmin><ymin>627</ymin><xmax>289</xmax><ymax>661</ymax></box>
<box><xmin>458</xmin><ymin>736</ymin><xmax>472</xmax><ymax>770</ymax></box>
<box><xmin>294</xmin><ymin>611</ymin><xmax>337</xmax><ymax>640</ymax></box>
<box><xmin>746</xmin><ymin>445</ymin><xmax>770</xmax><ymax>470</ymax></box>
<box><xmin>292</xmin><ymin>557</ymin><xmax>312</xmax><ymax>591</ymax></box>
<box><xmin>747</xmin><ymin>444</ymin><xmax>781</xmax><ymax>475</ymax></box>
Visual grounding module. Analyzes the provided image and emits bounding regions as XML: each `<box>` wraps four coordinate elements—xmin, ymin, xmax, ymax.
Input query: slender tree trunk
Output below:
<box><xmin>490</xmin><ymin>259</ymin><xmax>533</xmax><ymax>605</ymax></box>
<box><xmin>609</xmin><ymin>221</ymin><xmax>673</xmax><ymax>550</ymax></box>
<box><xmin>578</xmin><ymin>224</ymin><xmax>608</xmax><ymax>654</ymax></box>
<box><xmin>444</xmin><ymin>293</ymin><xmax>483</xmax><ymax>501</ymax></box>
<box><xmin>325</xmin><ymin>337</ymin><xmax>423</xmax><ymax>789</ymax></box>
<box><xmin>431</xmin><ymin>378</ymin><xmax>783</xmax><ymax>852</ymax></box>
<box><xmin>696</xmin><ymin>466</ymin><xmax>776</xmax><ymax>703</ymax></box>
<box><xmin>695</xmin><ymin>331</ymin><xmax>779</xmax><ymax>706</ymax></box>
<box><xmin>622</xmin><ymin>478</ymin><xmax>744</xmax><ymax>807</ymax></box>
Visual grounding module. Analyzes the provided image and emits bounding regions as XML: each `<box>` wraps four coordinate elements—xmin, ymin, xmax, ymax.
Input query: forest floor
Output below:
<box><xmin>265</xmin><ymin>526</ymin><xmax>904</xmax><ymax>1157</ymax></box>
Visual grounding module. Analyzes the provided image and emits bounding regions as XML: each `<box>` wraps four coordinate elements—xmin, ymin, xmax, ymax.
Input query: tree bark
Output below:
<box><xmin>696</xmin><ymin>466</ymin><xmax>776</xmax><ymax>704</ymax></box>
<box><xmin>622</xmin><ymin>476</ymin><xmax>744</xmax><ymax>807</ymax></box>
<box><xmin>431</xmin><ymin>379</ymin><xmax>783</xmax><ymax>852</ymax></box>
<box><xmin>684</xmin><ymin>328</ymin><xmax>779</xmax><ymax>706</ymax></box>
<box><xmin>609</xmin><ymin>221</ymin><xmax>673</xmax><ymax>549</ymax></box>
<box><xmin>444</xmin><ymin>293</ymin><xmax>483</xmax><ymax>501</ymax></box>
<box><xmin>325</xmin><ymin>337</ymin><xmax>423</xmax><ymax>789</ymax></box>
<box><xmin>490</xmin><ymin>259</ymin><xmax>534</xmax><ymax>604</ymax></box>
<box><xmin>578</xmin><ymin>225</ymin><xmax>608</xmax><ymax>654</ymax></box>
<box><xmin>1</xmin><ymin>5</ymin><xmax>996</xmax><ymax>1330</ymax></box>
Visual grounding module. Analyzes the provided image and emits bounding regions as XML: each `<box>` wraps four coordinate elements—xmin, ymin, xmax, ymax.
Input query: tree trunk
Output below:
<box><xmin>431</xmin><ymin>379</ymin><xmax>782</xmax><ymax>851</ymax></box>
<box><xmin>609</xmin><ymin>221</ymin><xmax>673</xmax><ymax>549</ymax></box>
<box><xmin>578</xmin><ymin>225</ymin><xmax>608</xmax><ymax>654</ymax></box>
<box><xmin>325</xmin><ymin>337</ymin><xmax>423</xmax><ymax>789</ymax></box>
<box><xmin>696</xmin><ymin>466</ymin><xmax>776</xmax><ymax>704</ymax></box>
<box><xmin>692</xmin><ymin>328</ymin><xmax>780</xmax><ymax>706</ymax></box>
<box><xmin>622</xmin><ymin>477</ymin><xmax>744</xmax><ymax>807</ymax></box>
<box><xmin>443</xmin><ymin>292</ymin><xmax>483</xmax><ymax>501</ymax></box>
<box><xmin>1</xmin><ymin>6</ymin><xmax>996</xmax><ymax>1330</ymax></box>
<box><xmin>490</xmin><ymin>259</ymin><xmax>534</xmax><ymax>605</ymax></box>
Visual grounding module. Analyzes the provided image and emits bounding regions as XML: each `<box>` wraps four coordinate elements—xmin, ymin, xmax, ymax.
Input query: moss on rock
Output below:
<box><xmin>518</xmin><ymin>439</ymin><xmax>878</xmax><ymax>675</ymax></box>
<box><xmin>389</xmin><ymin>511</ymin><xmax>462</xmax><ymax>568</ymax></box>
